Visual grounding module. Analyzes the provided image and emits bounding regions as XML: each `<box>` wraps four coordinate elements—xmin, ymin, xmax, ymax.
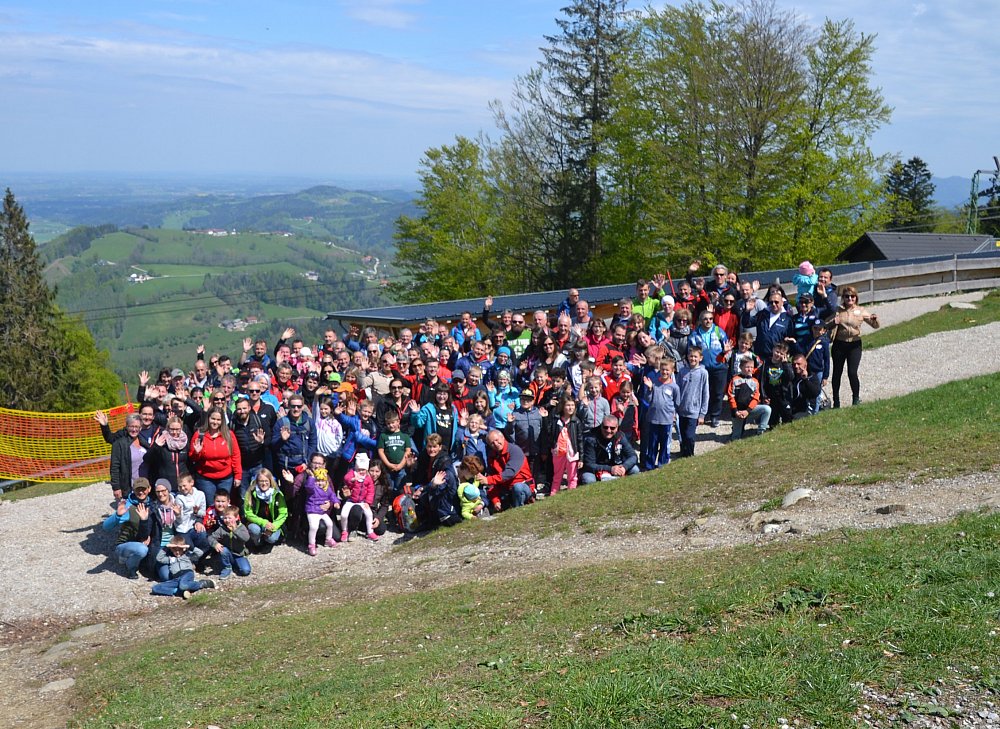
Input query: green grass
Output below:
<box><xmin>66</xmin><ymin>373</ymin><xmax>1000</xmax><ymax>727</ymax></box>
<box><xmin>405</xmin><ymin>372</ymin><xmax>1000</xmax><ymax>553</ymax></box>
<box><xmin>70</xmin><ymin>513</ymin><xmax>1000</xmax><ymax>728</ymax></box>
<box><xmin>866</xmin><ymin>289</ymin><xmax>1000</xmax><ymax>349</ymax></box>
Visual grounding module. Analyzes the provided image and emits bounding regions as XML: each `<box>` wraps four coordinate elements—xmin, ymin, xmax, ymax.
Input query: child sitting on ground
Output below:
<box><xmin>208</xmin><ymin>505</ymin><xmax>252</xmax><ymax>578</ymax></box>
<box><xmin>457</xmin><ymin>455</ymin><xmax>486</xmax><ymax>520</ymax></box>
<box><xmin>727</xmin><ymin>356</ymin><xmax>772</xmax><ymax>440</ymax></box>
<box><xmin>339</xmin><ymin>453</ymin><xmax>379</xmax><ymax>542</ymax></box>
<box><xmin>152</xmin><ymin>535</ymin><xmax>216</xmax><ymax>599</ymax></box>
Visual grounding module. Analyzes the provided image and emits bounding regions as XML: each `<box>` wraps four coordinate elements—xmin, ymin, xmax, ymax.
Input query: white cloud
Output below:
<box><xmin>339</xmin><ymin>0</ymin><xmax>423</xmax><ymax>30</ymax></box>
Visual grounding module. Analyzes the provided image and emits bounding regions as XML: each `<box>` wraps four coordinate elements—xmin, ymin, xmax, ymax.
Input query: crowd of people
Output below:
<box><xmin>98</xmin><ymin>259</ymin><xmax>880</xmax><ymax>596</ymax></box>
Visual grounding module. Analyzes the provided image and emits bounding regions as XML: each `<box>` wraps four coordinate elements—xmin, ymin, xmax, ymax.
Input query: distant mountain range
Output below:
<box><xmin>16</xmin><ymin>177</ymin><xmax>419</xmax><ymax>253</ymax></box>
<box><xmin>933</xmin><ymin>176</ymin><xmax>976</xmax><ymax>208</ymax></box>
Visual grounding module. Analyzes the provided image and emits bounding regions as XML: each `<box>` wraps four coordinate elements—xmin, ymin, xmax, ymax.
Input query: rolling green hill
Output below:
<box><xmin>42</xmin><ymin>225</ymin><xmax>393</xmax><ymax>385</ymax></box>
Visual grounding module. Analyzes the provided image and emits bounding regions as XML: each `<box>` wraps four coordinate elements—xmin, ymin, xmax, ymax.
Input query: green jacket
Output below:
<box><xmin>243</xmin><ymin>487</ymin><xmax>289</xmax><ymax>532</ymax></box>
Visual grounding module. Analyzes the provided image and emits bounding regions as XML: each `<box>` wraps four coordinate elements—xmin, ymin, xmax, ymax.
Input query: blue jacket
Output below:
<box><xmin>675</xmin><ymin>363</ymin><xmax>710</xmax><ymax>419</ymax></box>
<box><xmin>689</xmin><ymin>324</ymin><xmax>728</xmax><ymax>371</ymax></box>
<box><xmin>743</xmin><ymin>308</ymin><xmax>793</xmax><ymax>359</ymax></box>
<box><xmin>409</xmin><ymin>402</ymin><xmax>461</xmax><ymax>453</ymax></box>
<box><xmin>640</xmin><ymin>375</ymin><xmax>681</xmax><ymax>425</ymax></box>
<box><xmin>336</xmin><ymin>412</ymin><xmax>378</xmax><ymax>463</ymax></box>
<box><xmin>271</xmin><ymin>412</ymin><xmax>316</xmax><ymax>469</ymax></box>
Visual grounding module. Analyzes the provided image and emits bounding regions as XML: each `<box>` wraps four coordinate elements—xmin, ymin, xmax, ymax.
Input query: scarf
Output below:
<box><xmin>164</xmin><ymin>430</ymin><xmax>189</xmax><ymax>452</ymax></box>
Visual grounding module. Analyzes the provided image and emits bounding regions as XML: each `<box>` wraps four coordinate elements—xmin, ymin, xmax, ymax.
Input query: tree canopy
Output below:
<box><xmin>0</xmin><ymin>188</ymin><xmax>120</xmax><ymax>411</ymax></box>
<box><xmin>883</xmin><ymin>156</ymin><xmax>936</xmax><ymax>232</ymax></box>
<box><xmin>393</xmin><ymin>0</ymin><xmax>892</xmax><ymax>303</ymax></box>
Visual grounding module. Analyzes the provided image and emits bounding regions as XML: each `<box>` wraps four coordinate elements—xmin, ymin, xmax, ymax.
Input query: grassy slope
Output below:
<box><xmin>865</xmin><ymin>289</ymin><xmax>1000</xmax><ymax>349</ymax></box>
<box><xmin>69</xmin><ymin>374</ymin><xmax>1000</xmax><ymax>728</ymax></box>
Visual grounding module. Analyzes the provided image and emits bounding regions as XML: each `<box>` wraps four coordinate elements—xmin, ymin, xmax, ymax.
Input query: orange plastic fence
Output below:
<box><xmin>0</xmin><ymin>404</ymin><xmax>134</xmax><ymax>483</ymax></box>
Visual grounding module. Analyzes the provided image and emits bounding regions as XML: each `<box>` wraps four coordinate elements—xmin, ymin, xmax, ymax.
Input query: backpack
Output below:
<box><xmin>392</xmin><ymin>493</ymin><xmax>419</xmax><ymax>533</ymax></box>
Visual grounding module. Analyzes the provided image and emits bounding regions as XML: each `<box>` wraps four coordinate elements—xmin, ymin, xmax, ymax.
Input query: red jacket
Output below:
<box><xmin>484</xmin><ymin>441</ymin><xmax>533</xmax><ymax>509</ymax></box>
<box><xmin>188</xmin><ymin>430</ymin><xmax>242</xmax><ymax>482</ymax></box>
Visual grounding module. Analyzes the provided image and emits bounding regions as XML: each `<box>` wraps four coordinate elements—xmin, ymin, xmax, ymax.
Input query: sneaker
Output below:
<box><xmin>125</xmin><ymin>571</ymin><xmax>139</xmax><ymax>580</ymax></box>
<box><xmin>710</xmin><ymin>417</ymin><xmax>720</xmax><ymax>428</ymax></box>
<box><xmin>219</xmin><ymin>568</ymin><xmax>233</xmax><ymax>580</ymax></box>
<box><xmin>324</xmin><ymin>537</ymin><xmax>337</xmax><ymax>548</ymax></box>
<box><xmin>341</xmin><ymin>530</ymin><xmax>350</xmax><ymax>542</ymax></box>
<box><xmin>307</xmin><ymin>544</ymin><xmax>317</xmax><ymax>556</ymax></box>
<box><xmin>200</xmin><ymin>578</ymin><xmax>217</xmax><ymax>590</ymax></box>
<box><xmin>366</xmin><ymin>532</ymin><xmax>380</xmax><ymax>541</ymax></box>
<box><xmin>181</xmin><ymin>590</ymin><xmax>192</xmax><ymax>600</ymax></box>
<box><xmin>258</xmin><ymin>542</ymin><xmax>274</xmax><ymax>555</ymax></box>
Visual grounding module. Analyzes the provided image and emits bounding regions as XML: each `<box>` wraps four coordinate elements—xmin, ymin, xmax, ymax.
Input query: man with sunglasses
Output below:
<box><xmin>581</xmin><ymin>416</ymin><xmax>639</xmax><ymax>484</ymax></box>
<box><xmin>271</xmin><ymin>395</ymin><xmax>315</xmax><ymax>487</ymax></box>
<box><xmin>742</xmin><ymin>290</ymin><xmax>793</xmax><ymax>360</ymax></box>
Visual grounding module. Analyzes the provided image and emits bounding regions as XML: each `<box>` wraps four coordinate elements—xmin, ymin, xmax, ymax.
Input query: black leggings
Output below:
<box><xmin>831</xmin><ymin>339</ymin><xmax>863</xmax><ymax>404</ymax></box>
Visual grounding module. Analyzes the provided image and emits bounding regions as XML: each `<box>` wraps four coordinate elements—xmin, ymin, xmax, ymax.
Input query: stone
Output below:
<box><xmin>948</xmin><ymin>302</ymin><xmax>978</xmax><ymax>310</ymax></box>
<box><xmin>39</xmin><ymin>678</ymin><xmax>75</xmax><ymax>693</ymax></box>
<box><xmin>43</xmin><ymin>641</ymin><xmax>75</xmax><ymax>660</ymax></box>
<box><xmin>782</xmin><ymin>488</ymin><xmax>813</xmax><ymax>508</ymax></box>
<box><xmin>875</xmin><ymin>504</ymin><xmax>906</xmax><ymax>515</ymax></box>
<box><xmin>69</xmin><ymin>623</ymin><xmax>106</xmax><ymax>639</ymax></box>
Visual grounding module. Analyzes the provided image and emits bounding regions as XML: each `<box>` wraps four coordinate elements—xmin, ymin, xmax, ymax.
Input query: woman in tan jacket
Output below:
<box><xmin>829</xmin><ymin>285</ymin><xmax>880</xmax><ymax>407</ymax></box>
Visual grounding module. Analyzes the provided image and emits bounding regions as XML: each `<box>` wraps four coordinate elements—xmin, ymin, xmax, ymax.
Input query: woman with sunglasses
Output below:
<box><xmin>829</xmin><ymin>285</ymin><xmax>880</xmax><ymax>408</ymax></box>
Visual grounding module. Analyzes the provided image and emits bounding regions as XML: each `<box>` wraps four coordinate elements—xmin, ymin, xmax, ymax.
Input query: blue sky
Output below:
<box><xmin>1</xmin><ymin>0</ymin><xmax>996</xmax><ymax>184</ymax></box>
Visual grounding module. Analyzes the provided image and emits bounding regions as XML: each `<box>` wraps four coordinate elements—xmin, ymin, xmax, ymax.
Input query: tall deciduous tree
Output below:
<box><xmin>0</xmin><ymin>188</ymin><xmax>119</xmax><ymax>410</ymax></box>
<box><xmin>883</xmin><ymin>156</ymin><xmax>936</xmax><ymax>232</ymax></box>
<box><xmin>601</xmin><ymin>0</ymin><xmax>890</xmax><ymax>271</ymax></box>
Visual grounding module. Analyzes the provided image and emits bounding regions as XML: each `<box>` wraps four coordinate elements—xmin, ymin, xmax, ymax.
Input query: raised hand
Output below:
<box><xmin>282</xmin><ymin>469</ymin><xmax>295</xmax><ymax>483</ymax></box>
<box><xmin>243</xmin><ymin>337</ymin><xmax>253</xmax><ymax>352</ymax></box>
<box><xmin>485</xmin><ymin>295</ymin><xmax>493</xmax><ymax>309</ymax></box>
<box><xmin>196</xmin><ymin>344</ymin><xmax>205</xmax><ymax>355</ymax></box>
<box><xmin>643</xmin><ymin>376</ymin><xmax>653</xmax><ymax>390</ymax></box>
<box><xmin>281</xmin><ymin>327</ymin><xmax>295</xmax><ymax>340</ymax></box>
<box><xmin>93</xmin><ymin>410</ymin><xmax>108</xmax><ymax>427</ymax></box>
<box><xmin>135</xmin><ymin>503</ymin><xmax>149</xmax><ymax>520</ymax></box>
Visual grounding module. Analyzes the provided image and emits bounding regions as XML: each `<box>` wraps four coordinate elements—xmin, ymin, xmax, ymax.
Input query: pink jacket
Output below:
<box><xmin>344</xmin><ymin>469</ymin><xmax>375</xmax><ymax>505</ymax></box>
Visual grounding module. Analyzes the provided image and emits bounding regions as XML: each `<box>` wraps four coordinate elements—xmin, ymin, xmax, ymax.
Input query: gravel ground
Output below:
<box><xmin>1</xmin><ymin>290</ymin><xmax>998</xmax><ymax>728</ymax></box>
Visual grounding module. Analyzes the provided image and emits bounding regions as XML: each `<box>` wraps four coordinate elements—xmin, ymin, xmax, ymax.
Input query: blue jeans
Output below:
<box><xmin>247</xmin><ymin>522</ymin><xmax>282</xmax><ymax>546</ymax></box>
<box><xmin>706</xmin><ymin>367</ymin><xmax>728</xmax><ymax>420</ymax></box>
<box><xmin>730</xmin><ymin>405</ymin><xmax>772</xmax><ymax>440</ymax></box>
<box><xmin>643</xmin><ymin>422</ymin><xmax>673</xmax><ymax>470</ymax></box>
<box><xmin>151</xmin><ymin>570</ymin><xmax>202</xmax><ymax>597</ymax></box>
<box><xmin>115</xmin><ymin>541</ymin><xmax>148</xmax><ymax>576</ymax></box>
<box><xmin>218</xmin><ymin>547</ymin><xmax>251</xmax><ymax>576</ymax></box>
<box><xmin>677</xmin><ymin>416</ymin><xmax>699</xmax><ymax>457</ymax></box>
<box><xmin>581</xmin><ymin>465</ymin><xmax>640</xmax><ymax>484</ymax></box>
<box><xmin>239</xmin><ymin>465</ymin><xmax>263</xmax><ymax>500</ymax></box>
<box><xmin>195</xmin><ymin>474</ymin><xmax>233</xmax><ymax>506</ymax></box>
<box><xmin>502</xmin><ymin>481</ymin><xmax>532</xmax><ymax>509</ymax></box>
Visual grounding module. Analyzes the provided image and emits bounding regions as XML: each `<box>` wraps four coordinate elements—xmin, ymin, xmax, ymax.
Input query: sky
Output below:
<box><xmin>1</xmin><ymin>0</ymin><xmax>997</xmax><ymax>185</ymax></box>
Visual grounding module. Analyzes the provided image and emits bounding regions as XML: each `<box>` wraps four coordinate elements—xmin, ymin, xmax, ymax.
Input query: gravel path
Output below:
<box><xmin>1</xmin><ymin>290</ymin><xmax>999</xmax><ymax>729</ymax></box>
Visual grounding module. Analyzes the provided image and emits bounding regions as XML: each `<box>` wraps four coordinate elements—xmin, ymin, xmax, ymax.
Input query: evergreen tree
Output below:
<box><xmin>883</xmin><ymin>157</ymin><xmax>936</xmax><ymax>232</ymax></box>
<box><xmin>0</xmin><ymin>188</ymin><xmax>119</xmax><ymax>410</ymax></box>
<box><xmin>496</xmin><ymin>0</ymin><xmax>627</xmax><ymax>287</ymax></box>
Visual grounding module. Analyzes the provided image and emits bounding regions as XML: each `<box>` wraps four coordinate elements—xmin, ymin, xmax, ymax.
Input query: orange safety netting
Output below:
<box><xmin>0</xmin><ymin>404</ymin><xmax>134</xmax><ymax>483</ymax></box>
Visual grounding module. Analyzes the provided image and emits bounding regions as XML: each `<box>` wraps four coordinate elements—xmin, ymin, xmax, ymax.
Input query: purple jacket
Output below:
<box><xmin>303</xmin><ymin>475</ymin><xmax>340</xmax><ymax>515</ymax></box>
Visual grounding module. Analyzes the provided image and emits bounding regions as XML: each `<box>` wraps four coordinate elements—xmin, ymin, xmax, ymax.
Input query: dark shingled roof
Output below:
<box><xmin>839</xmin><ymin>232</ymin><xmax>995</xmax><ymax>262</ymax></box>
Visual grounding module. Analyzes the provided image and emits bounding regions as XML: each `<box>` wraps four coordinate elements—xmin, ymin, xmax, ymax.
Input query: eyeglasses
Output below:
<box><xmin>390</xmin><ymin>385</ymin><xmax>403</xmax><ymax>390</ymax></box>
<box><xmin>512</xmin><ymin>319</ymin><xmax>525</xmax><ymax>325</ymax></box>
<box><xmin>212</xmin><ymin>397</ymin><xmax>226</xmax><ymax>402</ymax></box>
<box><xmin>723</xmin><ymin>299</ymin><xmax>736</xmax><ymax>304</ymax></box>
<box><xmin>289</xmin><ymin>404</ymin><xmax>303</xmax><ymax>409</ymax></box>
<box><xmin>769</xmin><ymin>300</ymin><xmax>783</xmax><ymax>305</ymax></box>
<box><xmin>247</xmin><ymin>389</ymin><xmax>261</xmax><ymax>394</ymax></box>
<box><xmin>601</xmin><ymin>425</ymin><xmax>617</xmax><ymax>431</ymax></box>
<box><xmin>843</xmin><ymin>294</ymin><xmax>857</xmax><ymax>299</ymax></box>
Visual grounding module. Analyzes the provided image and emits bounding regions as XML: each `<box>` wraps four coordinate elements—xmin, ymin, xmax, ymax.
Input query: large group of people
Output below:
<box><xmin>98</xmin><ymin>259</ymin><xmax>880</xmax><ymax>596</ymax></box>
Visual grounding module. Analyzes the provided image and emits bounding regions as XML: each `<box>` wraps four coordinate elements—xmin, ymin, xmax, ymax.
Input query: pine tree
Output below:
<box><xmin>884</xmin><ymin>157</ymin><xmax>936</xmax><ymax>232</ymax></box>
<box><xmin>497</xmin><ymin>0</ymin><xmax>627</xmax><ymax>287</ymax></box>
<box><xmin>0</xmin><ymin>188</ymin><xmax>119</xmax><ymax>410</ymax></box>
